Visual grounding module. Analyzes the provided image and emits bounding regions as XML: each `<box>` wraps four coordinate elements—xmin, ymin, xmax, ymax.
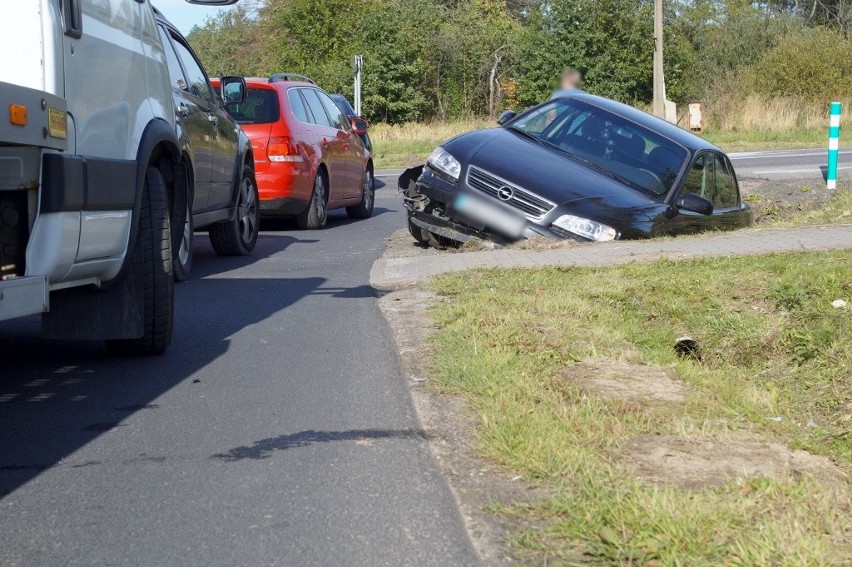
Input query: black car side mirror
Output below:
<box><xmin>676</xmin><ymin>193</ymin><xmax>714</xmax><ymax>215</ymax></box>
<box><xmin>350</xmin><ymin>117</ymin><xmax>370</xmax><ymax>135</ymax></box>
<box><xmin>220</xmin><ymin>76</ymin><xmax>247</xmax><ymax>104</ymax></box>
<box><xmin>497</xmin><ymin>110</ymin><xmax>517</xmax><ymax>126</ymax></box>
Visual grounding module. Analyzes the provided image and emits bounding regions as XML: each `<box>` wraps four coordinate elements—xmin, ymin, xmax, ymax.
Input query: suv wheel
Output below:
<box><xmin>346</xmin><ymin>167</ymin><xmax>374</xmax><ymax>219</ymax></box>
<box><xmin>106</xmin><ymin>167</ymin><xmax>174</xmax><ymax>355</ymax></box>
<box><xmin>173</xmin><ymin>199</ymin><xmax>193</xmax><ymax>282</ymax></box>
<box><xmin>297</xmin><ymin>172</ymin><xmax>328</xmax><ymax>229</ymax></box>
<box><xmin>209</xmin><ymin>166</ymin><xmax>259</xmax><ymax>256</ymax></box>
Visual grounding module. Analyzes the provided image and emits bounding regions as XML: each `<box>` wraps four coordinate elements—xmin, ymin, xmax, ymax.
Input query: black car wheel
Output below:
<box><xmin>209</xmin><ymin>166</ymin><xmax>259</xmax><ymax>256</ymax></box>
<box><xmin>106</xmin><ymin>167</ymin><xmax>174</xmax><ymax>355</ymax></box>
<box><xmin>297</xmin><ymin>172</ymin><xmax>328</xmax><ymax>229</ymax></box>
<box><xmin>173</xmin><ymin>198</ymin><xmax>193</xmax><ymax>282</ymax></box>
<box><xmin>346</xmin><ymin>167</ymin><xmax>374</xmax><ymax>219</ymax></box>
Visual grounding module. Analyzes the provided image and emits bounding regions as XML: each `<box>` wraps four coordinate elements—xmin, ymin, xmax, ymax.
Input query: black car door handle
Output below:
<box><xmin>208</xmin><ymin>114</ymin><xmax>218</xmax><ymax>125</ymax></box>
<box><xmin>176</xmin><ymin>103</ymin><xmax>190</xmax><ymax>118</ymax></box>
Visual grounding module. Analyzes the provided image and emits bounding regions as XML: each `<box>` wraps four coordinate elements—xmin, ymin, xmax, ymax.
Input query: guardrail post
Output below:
<box><xmin>827</xmin><ymin>101</ymin><xmax>841</xmax><ymax>190</ymax></box>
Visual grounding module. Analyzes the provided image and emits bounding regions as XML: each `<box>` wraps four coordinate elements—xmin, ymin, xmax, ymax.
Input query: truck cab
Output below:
<box><xmin>0</xmin><ymin>0</ymin><xmax>240</xmax><ymax>354</ymax></box>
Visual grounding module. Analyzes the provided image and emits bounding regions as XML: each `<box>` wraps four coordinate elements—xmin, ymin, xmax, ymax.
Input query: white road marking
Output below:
<box><xmin>752</xmin><ymin>166</ymin><xmax>851</xmax><ymax>175</ymax></box>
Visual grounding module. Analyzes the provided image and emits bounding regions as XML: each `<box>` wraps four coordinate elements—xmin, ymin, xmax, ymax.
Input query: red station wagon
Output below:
<box><xmin>214</xmin><ymin>74</ymin><xmax>374</xmax><ymax>229</ymax></box>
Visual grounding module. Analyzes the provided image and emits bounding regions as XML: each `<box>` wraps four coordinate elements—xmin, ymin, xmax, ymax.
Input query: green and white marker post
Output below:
<box><xmin>827</xmin><ymin>101</ymin><xmax>841</xmax><ymax>190</ymax></box>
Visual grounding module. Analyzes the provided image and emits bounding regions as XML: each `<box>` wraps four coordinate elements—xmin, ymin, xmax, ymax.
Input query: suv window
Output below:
<box><xmin>226</xmin><ymin>88</ymin><xmax>280</xmax><ymax>124</ymax></box>
<box><xmin>301</xmin><ymin>89</ymin><xmax>333</xmax><ymax>128</ymax></box>
<box><xmin>288</xmin><ymin>89</ymin><xmax>311</xmax><ymax>123</ymax></box>
<box><xmin>158</xmin><ymin>27</ymin><xmax>187</xmax><ymax>91</ymax></box>
<box><xmin>168</xmin><ymin>33</ymin><xmax>214</xmax><ymax>104</ymax></box>
<box><xmin>317</xmin><ymin>91</ymin><xmax>347</xmax><ymax>130</ymax></box>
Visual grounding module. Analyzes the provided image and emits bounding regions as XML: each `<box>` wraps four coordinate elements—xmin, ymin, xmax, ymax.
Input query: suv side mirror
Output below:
<box><xmin>220</xmin><ymin>76</ymin><xmax>247</xmax><ymax>104</ymax></box>
<box><xmin>350</xmin><ymin>117</ymin><xmax>370</xmax><ymax>135</ymax></box>
<box><xmin>676</xmin><ymin>193</ymin><xmax>714</xmax><ymax>215</ymax></box>
<box><xmin>497</xmin><ymin>110</ymin><xmax>517</xmax><ymax>126</ymax></box>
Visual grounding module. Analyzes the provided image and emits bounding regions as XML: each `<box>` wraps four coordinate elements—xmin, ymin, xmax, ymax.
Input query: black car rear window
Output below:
<box><xmin>226</xmin><ymin>88</ymin><xmax>280</xmax><ymax>125</ymax></box>
<box><xmin>508</xmin><ymin>98</ymin><xmax>688</xmax><ymax>195</ymax></box>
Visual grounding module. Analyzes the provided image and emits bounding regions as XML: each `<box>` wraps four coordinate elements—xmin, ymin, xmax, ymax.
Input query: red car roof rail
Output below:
<box><xmin>269</xmin><ymin>73</ymin><xmax>316</xmax><ymax>85</ymax></box>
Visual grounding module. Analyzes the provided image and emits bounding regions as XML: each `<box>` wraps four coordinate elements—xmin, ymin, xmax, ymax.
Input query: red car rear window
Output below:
<box><xmin>226</xmin><ymin>88</ymin><xmax>280</xmax><ymax>125</ymax></box>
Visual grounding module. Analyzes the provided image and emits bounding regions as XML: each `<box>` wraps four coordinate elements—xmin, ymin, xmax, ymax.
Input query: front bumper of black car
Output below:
<box><xmin>406</xmin><ymin>165</ymin><xmax>596</xmax><ymax>243</ymax></box>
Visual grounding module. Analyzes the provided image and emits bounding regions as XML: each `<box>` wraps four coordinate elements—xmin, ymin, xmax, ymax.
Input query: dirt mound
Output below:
<box><xmin>621</xmin><ymin>435</ymin><xmax>848</xmax><ymax>487</ymax></box>
<box><xmin>559</xmin><ymin>360</ymin><xmax>688</xmax><ymax>403</ymax></box>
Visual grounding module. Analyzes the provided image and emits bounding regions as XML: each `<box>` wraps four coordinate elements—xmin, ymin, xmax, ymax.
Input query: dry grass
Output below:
<box><xmin>704</xmin><ymin>95</ymin><xmax>850</xmax><ymax>131</ymax></box>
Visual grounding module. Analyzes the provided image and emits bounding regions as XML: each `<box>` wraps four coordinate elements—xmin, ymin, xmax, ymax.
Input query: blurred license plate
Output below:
<box><xmin>453</xmin><ymin>192</ymin><xmax>526</xmax><ymax>239</ymax></box>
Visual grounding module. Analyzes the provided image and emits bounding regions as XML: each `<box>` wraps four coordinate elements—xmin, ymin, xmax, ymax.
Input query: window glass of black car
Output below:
<box><xmin>508</xmin><ymin>98</ymin><xmax>687</xmax><ymax>196</ymax></box>
<box><xmin>169</xmin><ymin>33</ymin><xmax>214</xmax><ymax>104</ymax></box>
<box><xmin>683</xmin><ymin>154</ymin><xmax>711</xmax><ymax>200</ymax></box>
<box><xmin>288</xmin><ymin>89</ymin><xmax>311</xmax><ymax>123</ymax></box>
<box><xmin>301</xmin><ymin>89</ymin><xmax>334</xmax><ymax>128</ymax></box>
<box><xmin>317</xmin><ymin>91</ymin><xmax>347</xmax><ymax>130</ymax></box>
<box><xmin>330</xmin><ymin>95</ymin><xmax>356</xmax><ymax>117</ymax></box>
<box><xmin>158</xmin><ymin>27</ymin><xmax>187</xmax><ymax>91</ymax></box>
<box><xmin>226</xmin><ymin>88</ymin><xmax>280</xmax><ymax>125</ymax></box>
<box><xmin>714</xmin><ymin>155</ymin><xmax>738</xmax><ymax>209</ymax></box>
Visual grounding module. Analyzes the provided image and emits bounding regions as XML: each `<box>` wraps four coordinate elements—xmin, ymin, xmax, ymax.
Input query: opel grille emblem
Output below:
<box><xmin>497</xmin><ymin>186</ymin><xmax>514</xmax><ymax>201</ymax></box>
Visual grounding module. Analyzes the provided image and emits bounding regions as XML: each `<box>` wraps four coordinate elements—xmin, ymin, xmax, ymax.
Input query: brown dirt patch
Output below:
<box><xmin>621</xmin><ymin>434</ymin><xmax>848</xmax><ymax>488</ymax></box>
<box><xmin>559</xmin><ymin>360</ymin><xmax>688</xmax><ymax>403</ymax></box>
<box><xmin>739</xmin><ymin>177</ymin><xmax>835</xmax><ymax>224</ymax></box>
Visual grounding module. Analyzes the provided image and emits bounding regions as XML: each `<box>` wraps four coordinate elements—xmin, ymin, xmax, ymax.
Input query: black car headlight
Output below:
<box><xmin>552</xmin><ymin>214</ymin><xmax>618</xmax><ymax>241</ymax></box>
<box><xmin>427</xmin><ymin>147</ymin><xmax>461</xmax><ymax>181</ymax></box>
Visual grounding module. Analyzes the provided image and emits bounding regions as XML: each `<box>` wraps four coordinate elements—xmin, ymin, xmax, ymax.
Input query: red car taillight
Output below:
<box><xmin>267</xmin><ymin>136</ymin><xmax>303</xmax><ymax>163</ymax></box>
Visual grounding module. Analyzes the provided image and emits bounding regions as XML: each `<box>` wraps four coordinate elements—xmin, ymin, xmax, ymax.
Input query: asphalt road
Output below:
<box><xmin>0</xmin><ymin>179</ymin><xmax>479</xmax><ymax>566</ymax></box>
<box><xmin>729</xmin><ymin>147</ymin><xmax>851</xmax><ymax>180</ymax></box>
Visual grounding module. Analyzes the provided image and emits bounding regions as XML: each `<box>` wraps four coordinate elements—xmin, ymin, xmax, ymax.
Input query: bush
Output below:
<box><xmin>749</xmin><ymin>30</ymin><xmax>852</xmax><ymax>101</ymax></box>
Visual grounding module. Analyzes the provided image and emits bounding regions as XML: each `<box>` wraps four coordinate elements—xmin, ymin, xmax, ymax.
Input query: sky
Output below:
<box><xmin>152</xmin><ymin>0</ymin><xmax>238</xmax><ymax>34</ymax></box>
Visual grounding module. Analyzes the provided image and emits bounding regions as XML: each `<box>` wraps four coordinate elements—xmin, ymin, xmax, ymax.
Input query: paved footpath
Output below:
<box><xmin>371</xmin><ymin>224</ymin><xmax>852</xmax><ymax>289</ymax></box>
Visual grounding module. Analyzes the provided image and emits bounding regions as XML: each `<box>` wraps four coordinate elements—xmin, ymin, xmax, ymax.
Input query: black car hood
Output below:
<box><xmin>443</xmin><ymin>128</ymin><xmax>657</xmax><ymax>209</ymax></box>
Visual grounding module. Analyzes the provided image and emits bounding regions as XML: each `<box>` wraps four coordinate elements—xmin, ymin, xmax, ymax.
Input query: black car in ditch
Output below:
<box><xmin>401</xmin><ymin>91</ymin><xmax>752</xmax><ymax>247</ymax></box>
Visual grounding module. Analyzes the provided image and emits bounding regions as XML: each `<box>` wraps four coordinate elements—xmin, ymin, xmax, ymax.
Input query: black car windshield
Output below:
<box><xmin>225</xmin><ymin>88</ymin><xmax>280</xmax><ymax>125</ymax></box>
<box><xmin>507</xmin><ymin>98</ymin><xmax>687</xmax><ymax>195</ymax></box>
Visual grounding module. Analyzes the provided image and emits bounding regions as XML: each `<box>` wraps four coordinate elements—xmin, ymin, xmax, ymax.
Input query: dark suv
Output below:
<box><xmin>155</xmin><ymin>10</ymin><xmax>260</xmax><ymax>280</ymax></box>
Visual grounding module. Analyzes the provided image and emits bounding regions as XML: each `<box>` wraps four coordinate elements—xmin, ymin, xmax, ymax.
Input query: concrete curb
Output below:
<box><xmin>370</xmin><ymin>224</ymin><xmax>852</xmax><ymax>290</ymax></box>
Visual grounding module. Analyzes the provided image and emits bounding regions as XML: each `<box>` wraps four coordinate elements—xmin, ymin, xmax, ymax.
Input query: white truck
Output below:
<box><xmin>0</xmin><ymin>0</ymin><xmax>241</xmax><ymax>354</ymax></box>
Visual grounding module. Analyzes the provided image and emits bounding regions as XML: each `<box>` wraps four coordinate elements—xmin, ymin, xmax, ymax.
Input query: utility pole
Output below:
<box><xmin>652</xmin><ymin>0</ymin><xmax>666</xmax><ymax>119</ymax></box>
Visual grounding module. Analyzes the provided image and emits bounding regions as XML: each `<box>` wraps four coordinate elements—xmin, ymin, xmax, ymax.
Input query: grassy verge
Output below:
<box><xmin>428</xmin><ymin>251</ymin><xmax>851</xmax><ymax>564</ymax></box>
<box><xmin>370</xmin><ymin>120</ymin><xmax>490</xmax><ymax>170</ymax></box>
<box><xmin>701</xmin><ymin>128</ymin><xmax>830</xmax><ymax>153</ymax></box>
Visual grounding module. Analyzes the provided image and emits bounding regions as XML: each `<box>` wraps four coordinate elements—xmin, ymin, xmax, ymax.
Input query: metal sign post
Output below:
<box><xmin>352</xmin><ymin>55</ymin><xmax>363</xmax><ymax>116</ymax></box>
<box><xmin>827</xmin><ymin>101</ymin><xmax>841</xmax><ymax>190</ymax></box>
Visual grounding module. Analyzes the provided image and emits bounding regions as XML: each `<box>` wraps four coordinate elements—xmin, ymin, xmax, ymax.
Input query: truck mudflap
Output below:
<box><xmin>0</xmin><ymin>276</ymin><xmax>48</xmax><ymax>320</ymax></box>
<box><xmin>0</xmin><ymin>82</ymin><xmax>68</xmax><ymax>151</ymax></box>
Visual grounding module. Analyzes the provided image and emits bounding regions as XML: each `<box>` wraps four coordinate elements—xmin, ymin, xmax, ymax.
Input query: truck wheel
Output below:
<box><xmin>297</xmin><ymin>172</ymin><xmax>328</xmax><ymax>229</ymax></box>
<box><xmin>346</xmin><ymin>167</ymin><xmax>374</xmax><ymax>219</ymax></box>
<box><xmin>173</xmin><ymin>199</ymin><xmax>193</xmax><ymax>282</ymax></box>
<box><xmin>106</xmin><ymin>167</ymin><xmax>174</xmax><ymax>355</ymax></box>
<box><xmin>209</xmin><ymin>166</ymin><xmax>259</xmax><ymax>256</ymax></box>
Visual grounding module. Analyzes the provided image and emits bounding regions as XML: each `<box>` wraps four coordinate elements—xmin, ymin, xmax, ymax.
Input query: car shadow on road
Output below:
<box><xmin>211</xmin><ymin>428</ymin><xmax>428</xmax><ymax>462</ymax></box>
<box><xmin>0</xmin><ymin>269</ymin><xmax>361</xmax><ymax>497</ymax></box>
<box><xmin>188</xmin><ymin>233</ymin><xmax>318</xmax><ymax>279</ymax></box>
